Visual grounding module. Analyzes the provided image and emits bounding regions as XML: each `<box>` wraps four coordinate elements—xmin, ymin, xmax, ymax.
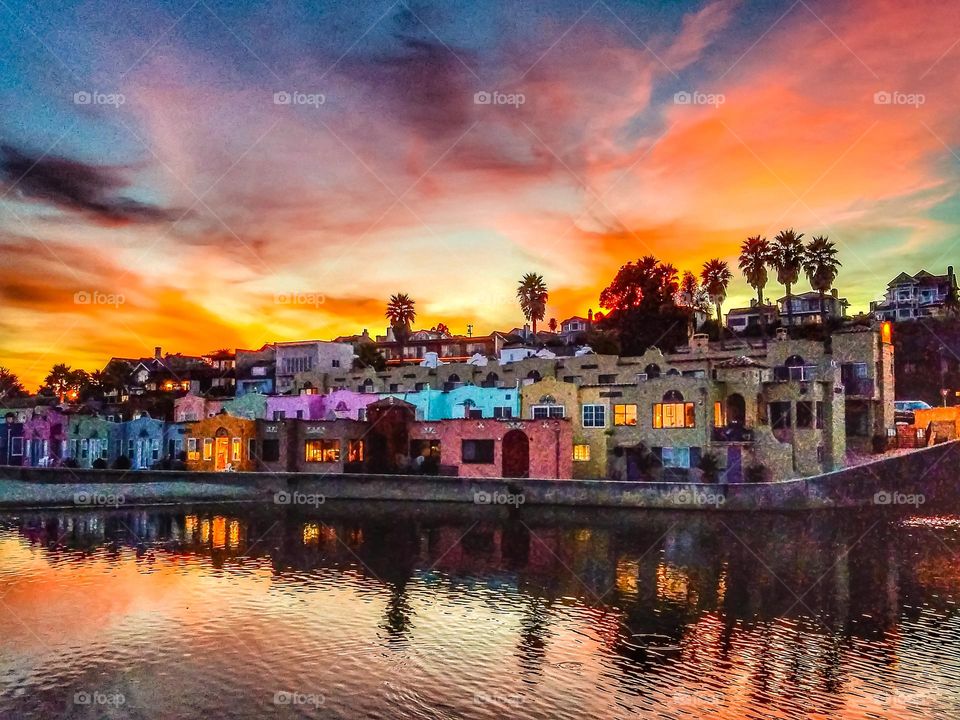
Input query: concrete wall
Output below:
<box><xmin>3</xmin><ymin>441</ymin><xmax>956</xmax><ymax>511</ymax></box>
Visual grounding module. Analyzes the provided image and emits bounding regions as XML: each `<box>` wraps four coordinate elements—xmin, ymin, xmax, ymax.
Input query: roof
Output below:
<box><xmin>715</xmin><ymin>356</ymin><xmax>768</xmax><ymax>368</ymax></box>
<box><xmin>888</xmin><ymin>270</ymin><xmax>953</xmax><ymax>287</ymax></box>
<box><xmin>726</xmin><ymin>305</ymin><xmax>777</xmax><ymax>316</ymax></box>
<box><xmin>560</xmin><ymin>316</ymin><xmax>590</xmax><ymax>325</ymax></box>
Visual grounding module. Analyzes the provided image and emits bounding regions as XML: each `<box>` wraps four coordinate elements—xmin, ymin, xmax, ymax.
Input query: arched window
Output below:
<box><xmin>644</xmin><ymin>363</ymin><xmax>661</xmax><ymax>378</ymax></box>
<box><xmin>785</xmin><ymin>355</ymin><xmax>805</xmax><ymax>367</ymax></box>
<box><xmin>653</xmin><ymin>391</ymin><xmax>695</xmax><ymax>429</ymax></box>
<box><xmin>663</xmin><ymin>390</ymin><xmax>684</xmax><ymax>403</ymax></box>
<box><xmin>666</xmin><ymin>368</ymin><xmax>681</xmax><ymax>376</ymax></box>
<box><xmin>448</xmin><ymin>373</ymin><xmax>461</xmax><ymax>383</ymax></box>
<box><xmin>526</xmin><ymin>370</ymin><xmax>542</xmax><ymax>381</ymax></box>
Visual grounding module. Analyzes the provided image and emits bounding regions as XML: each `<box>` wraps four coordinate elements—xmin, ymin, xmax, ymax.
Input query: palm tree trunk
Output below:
<box><xmin>716</xmin><ymin>301</ymin><xmax>724</xmax><ymax>348</ymax></box>
<box><xmin>819</xmin><ymin>290</ymin><xmax>826</xmax><ymax>326</ymax></box>
<box><xmin>532</xmin><ymin>317</ymin><xmax>537</xmax><ymax>337</ymax></box>
<box><xmin>757</xmin><ymin>287</ymin><xmax>766</xmax><ymax>341</ymax></box>
<box><xmin>784</xmin><ymin>282</ymin><xmax>793</xmax><ymax>330</ymax></box>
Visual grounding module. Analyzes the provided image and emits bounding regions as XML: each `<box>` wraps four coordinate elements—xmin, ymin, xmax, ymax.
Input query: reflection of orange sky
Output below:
<box><xmin>3</xmin><ymin>1</ymin><xmax>960</xmax><ymax>390</ymax></box>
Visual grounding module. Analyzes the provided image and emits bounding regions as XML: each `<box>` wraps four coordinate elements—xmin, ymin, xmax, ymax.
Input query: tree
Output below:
<box><xmin>517</xmin><ymin>273</ymin><xmax>548</xmax><ymax>336</ymax></box>
<box><xmin>803</xmin><ymin>235</ymin><xmax>842</xmax><ymax>325</ymax></box>
<box><xmin>102</xmin><ymin>359</ymin><xmax>133</xmax><ymax>395</ymax></box>
<box><xmin>0</xmin><ymin>367</ymin><xmax>27</xmax><ymax>401</ymax></box>
<box><xmin>385</xmin><ymin>293</ymin><xmax>417</xmax><ymax>344</ymax></box>
<box><xmin>700</xmin><ymin>258</ymin><xmax>733</xmax><ymax>342</ymax></box>
<box><xmin>42</xmin><ymin>363</ymin><xmax>88</xmax><ymax>402</ymax></box>
<box><xmin>548</xmin><ymin>317</ymin><xmax>558</xmax><ymax>333</ymax></box>
<box><xmin>599</xmin><ymin>256</ymin><xmax>689</xmax><ymax>355</ymax></box>
<box><xmin>771</xmin><ymin>229</ymin><xmax>805</xmax><ymax>330</ymax></box>
<box><xmin>354</xmin><ymin>343</ymin><xmax>387</xmax><ymax>371</ymax></box>
<box><xmin>738</xmin><ymin>235</ymin><xmax>773</xmax><ymax>339</ymax></box>
<box><xmin>944</xmin><ymin>283</ymin><xmax>960</xmax><ymax>318</ymax></box>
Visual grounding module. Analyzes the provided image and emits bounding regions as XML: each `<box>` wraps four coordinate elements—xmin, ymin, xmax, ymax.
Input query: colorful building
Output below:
<box><xmin>1</xmin><ymin>412</ymin><xmax>25</xmax><ymax>466</ymax></box>
<box><xmin>119</xmin><ymin>414</ymin><xmax>167</xmax><ymax>469</ymax></box>
<box><xmin>65</xmin><ymin>415</ymin><xmax>122</xmax><ymax>468</ymax></box>
<box><xmin>22</xmin><ymin>408</ymin><xmax>67</xmax><ymax>466</ymax></box>
<box><xmin>386</xmin><ymin>385</ymin><xmax>520</xmax><ymax>421</ymax></box>
<box><xmin>184</xmin><ymin>414</ymin><xmax>257</xmax><ymax>472</ymax></box>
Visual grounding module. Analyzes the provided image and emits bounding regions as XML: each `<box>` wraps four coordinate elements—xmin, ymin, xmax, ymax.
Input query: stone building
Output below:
<box><xmin>184</xmin><ymin>414</ymin><xmax>257</xmax><ymax>472</ymax></box>
<box><xmin>65</xmin><ymin>415</ymin><xmax>122</xmax><ymax>468</ymax></box>
<box><xmin>274</xmin><ymin>340</ymin><xmax>354</xmax><ymax>393</ymax></box>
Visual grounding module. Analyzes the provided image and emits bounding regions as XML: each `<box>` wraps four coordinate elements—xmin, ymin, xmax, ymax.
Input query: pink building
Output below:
<box><xmin>22</xmin><ymin>408</ymin><xmax>68</xmax><ymax>466</ymax></box>
<box><xmin>265</xmin><ymin>393</ymin><xmax>326</xmax><ymax>421</ymax></box>
<box><xmin>173</xmin><ymin>394</ymin><xmax>223</xmax><ymax>423</ymax></box>
<box><xmin>408</xmin><ymin>418</ymin><xmax>573</xmax><ymax>479</ymax></box>
<box><xmin>319</xmin><ymin>389</ymin><xmax>379</xmax><ymax>421</ymax></box>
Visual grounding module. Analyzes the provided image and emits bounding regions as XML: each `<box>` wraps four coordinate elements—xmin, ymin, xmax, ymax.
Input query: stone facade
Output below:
<box><xmin>65</xmin><ymin>415</ymin><xmax>122</xmax><ymax>468</ymax></box>
<box><xmin>184</xmin><ymin>415</ymin><xmax>257</xmax><ymax>472</ymax></box>
<box><xmin>274</xmin><ymin>341</ymin><xmax>354</xmax><ymax>393</ymax></box>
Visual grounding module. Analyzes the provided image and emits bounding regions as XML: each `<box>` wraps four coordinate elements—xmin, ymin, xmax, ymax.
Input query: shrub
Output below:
<box><xmin>697</xmin><ymin>452</ymin><xmax>721</xmax><ymax>483</ymax></box>
<box><xmin>112</xmin><ymin>455</ymin><xmax>132</xmax><ymax>470</ymax></box>
<box><xmin>62</xmin><ymin>458</ymin><xmax>79</xmax><ymax>468</ymax></box>
<box><xmin>91</xmin><ymin>458</ymin><xmax>107</xmax><ymax>469</ymax></box>
<box><xmin>744</xmin><ymin>462</ymin><xmax>767</xmax><ymax>483</ymax></box>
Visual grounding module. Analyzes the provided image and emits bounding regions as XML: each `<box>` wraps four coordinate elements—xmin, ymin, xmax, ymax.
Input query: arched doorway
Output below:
<box><xmin>726</xmin><ymin>394</ymin><xmax>746</xmax><ymax>426</ymax></box>
<box><xmin>502</xmin><ymin>430</ymin><xmax>530</xmax><ymax>478</ymax></box>
<box><xmin>214</xmin><ymin>427</ymin><xmax>230</xmax><ymax>470</ymax></box>
<box><xmin>526</xmin><ymin>370</ymin><xmax>541</xmax><ymax>382</ymax></box>
<box><xmin>644</xmin><ymin>363</ymin><xmax>661</xmax><ymax>379</ymax></box>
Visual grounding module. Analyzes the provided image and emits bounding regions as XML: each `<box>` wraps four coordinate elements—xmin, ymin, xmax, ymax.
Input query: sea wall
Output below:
<box><xmin>1</xmin><ymin>440</ymin><xmax>957</xmax><ymax>510</ymax></box>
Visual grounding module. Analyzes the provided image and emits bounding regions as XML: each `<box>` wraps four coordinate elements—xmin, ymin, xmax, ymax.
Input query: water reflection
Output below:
<box><xmin>3</xmin><ymin>503</ymin><xmax>960</xmax><ymax>718</ymax></box>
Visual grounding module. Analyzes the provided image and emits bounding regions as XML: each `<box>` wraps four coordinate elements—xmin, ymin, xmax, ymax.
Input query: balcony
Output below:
<box><xmin>711</xmin><ymin>426</ymin><xmax>754</xmax><ymax>442</ymax></box>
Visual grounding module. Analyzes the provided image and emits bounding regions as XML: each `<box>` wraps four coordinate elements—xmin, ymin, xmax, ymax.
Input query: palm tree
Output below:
<box><xmin>738</xmin><ymin>235</ymin><xmax>773</xmax><ymax>339</ymax></box>
<box><xmin>803</xmin><ymin>235</ymin><xmax>842</xmax><ymax>325</ymax></box>
<box><xmin>700</xmin><ymin>258</ymin><xmax>733</xmax><ymax>342</ymax></box>
<box><xmin>548</xmin><ymin>317</ymin><xmax>558</xmax><ymax>333</ymax></box>
<box><xmin>771</xmin><ymin>229</ymin><xmax>805</xmax><ymax>330</ymax></box>
<box><xmin>517</xmin><ymin>273</ymin><xmax>548</xmax><ymax>337</ymax></box>
<box><xmin>385</xmin><ymin>293</ymin><xmax>416</xmax><ymax>344</ymax></box>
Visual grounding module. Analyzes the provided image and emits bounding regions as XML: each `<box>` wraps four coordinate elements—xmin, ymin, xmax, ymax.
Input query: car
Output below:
<box><xmin>894</xmin><ymin>400</ymin><xmax>933</xmax><ymax>425</ymax></box>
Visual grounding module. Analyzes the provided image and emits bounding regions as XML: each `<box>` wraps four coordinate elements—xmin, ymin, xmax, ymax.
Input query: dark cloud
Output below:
<box><xmin>0</xmin><ymin>145</ymin><xmax>182</xmax><ymax>225</ymax></box>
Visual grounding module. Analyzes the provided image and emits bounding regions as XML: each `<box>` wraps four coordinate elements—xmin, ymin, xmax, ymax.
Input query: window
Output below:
<box><xmin>348</xmin><ymin>439</ymin><xmax>364</xmax><ymax>462</ymax></box>
<box><xmin>332</xmin><ymin>359</ymin><xmax>341</xmax><ymax>368</ymax></box>
<box><xmin>10</xmin><ymin>437</ymin><xmax>23</xmax><ymax>456</ymax></box>
<box><xmin>573</xmin><ymin>444</ymin><xmax>591</xmax><ymax>461</ymax></box>
<box><xmin>796</xmin><ymin>402</ymin><xmax>814</xmax><ymax>428</ymax></box>
<box><xmin>152</xmin><ymin>439</ymin><xmax>160</xmax><ymax>461</ymax></box>
<box><xmin>203</xmin><ymin>438</ymin><xmax>213</xmax><ymax>460</ymax></box>
<box><xmin>261</xmin><ymin>439</ymin><xmax>280</xmax><ymax>462</ymax></box>
<box><xmin>188</xmin><ymin>437</ymin><xmax>199</xmax><ymax>461</ymax></box>
<box><xmin>232</xmin><ymin>437</ymin><xmax>241</xmax><ymax>461</ymax></box>
<box><xmin>598</xmin><ymin>374</ymin><xmax>617</xmax><ymax>384</ymax></box>
<box><xmin>653</xmin><ymin>403</ymin><xmax>695</xmax><ymax>428</ymax></box>
<box><xmin>493</xmin><ymin>406</ymin><xmax>513</xmax><ymax>419</ymax></box>
<box><xmin>582</xmin><ymin>404</ymin><xmax>606</xmax><ymax>428</ymax></box>
<box><xmin>770</xmin><ymin>402</ymin><xmax>792</xmax><ymax>430</ymax></box>
<box><xmin>305</xmin><ymin>439</ymin><xmax>340</xmax><ymax>462</ymax></box>
<box><xmin>462</xmin><ymin>439</ymin><xmax>495</xmax><ymax>463</ymax></box>
<box><xmin>467</xmin><ymin>408</ymin><xmax>483</xmax><ymax>419</ymax></box>
<box><xmin>415</xmin><ymin>383</ymin><xmax>427</xmax><ymax>392</ymax></box>
<box><xmin>248</xmin><ymin>438</ymin><xmax>257</xmax><ymax>460</ymax></box>
<box><xmin>272</xmin><ymin>410</ymin><xmax>286</xmax><ymax>421</ymax></box>
<box><xmin>127</xmin><ymin>439</ymin><xmax>134</xmax><ymax>456</ymax></box>
<box><xmin>816</xmin><ymin>401</ymin><xmax>824</xmax><ymax>429</ymax></box>
<box><xmin>614</xmin><ymin>404</ymin><xmax>637</xmax><ymax>426</ymax></box>
<box><xmin>296</xmin><ymin>410</ymin><xmax>304</xmax><ymax>420</ymax></box>
<box><xmin>661</xmin><ymin>446</ymin><xmax>692</xmax><ymax>468</ymax></box>
<box><xmin>532</xmin><ymin>405</ymin><xmax>564</xmax><ymax>419</ymax></box>
<box><xmin>357</xmin><ymin>408</ymin><xmax>367</xmax><ymax>421</ymax></box>
<box><xmin>80</xmin><ymin>439</ymin><xmax>89</xmax><ymax>459</ymax></box>
<box><xmin>390</xmin><ymin>383</ymin><xmax>400</xmax><ymax>392</ymax></box>
<box><xmin>714</xmin><ymin>402</ymin><xmax>725</xmax><ymax>427</ymax></box>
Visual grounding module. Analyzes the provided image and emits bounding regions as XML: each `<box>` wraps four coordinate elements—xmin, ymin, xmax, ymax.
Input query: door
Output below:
<box><xmin>726</xmin><ymin>446</ymin><xmax>743</xmax><ymax>483</ymax></box>
<box><xmin>215</xmin><ymin>437</ymin><xmax>229</xmax><ymax>470</ymax></box>
<box><xmin>501</xmin><ymin>430</ymin><xmax>530</xmax><ymax>478</ymax></box>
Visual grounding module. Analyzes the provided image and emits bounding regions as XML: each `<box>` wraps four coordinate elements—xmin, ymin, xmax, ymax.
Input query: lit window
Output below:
<box><xmin>203</xmin><ymin>438</ymin><xmax>213</xmax><ymax>460</ymax></box>
<box><xmin>305</xmin><ymin>440</ymin><xmax>340</xmax><ymax>462</ymax></box>
<box><xmin>613</xmin><ymin>404</ymin><xmax>637</xmax><ymax>426</ymax></box>
<box><xmin>582</xmin><ymin>404</ymin><xmax>606</xmax><ymax>428</ymax></box>
<box><xmin>187</xmin><ymin>437</ymin><xmax>199</xmax><ymax>461</ymax></box>
<box><xmin>652</xmin><ymin>403</ymin><xmax>696</xmax><ymax>428</ymax></box>
<box><xmin>714</xmin><ymin>401</ymin><xmax>725</xmax><ymax>427</ymax></box>
<box><xmin>232</xmin><ymin>437</ymin><xmax>241</xmax><ymax>461</ymax></box>
<box><xmin>573</xmin><ymin>444</ymin><xmax>591</xmax><ymax>461</ymax></box>
<box><xmin>348</xmin><ymin>439</ymin><xmax>364</xmax><ymax>462</ymax></box>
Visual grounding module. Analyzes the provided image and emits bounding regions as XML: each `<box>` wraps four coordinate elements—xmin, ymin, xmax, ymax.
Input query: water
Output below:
<box><xmin>2</xmin><ymin>502</ymin><xmax>960</xmax><ymax>719</ymax></box>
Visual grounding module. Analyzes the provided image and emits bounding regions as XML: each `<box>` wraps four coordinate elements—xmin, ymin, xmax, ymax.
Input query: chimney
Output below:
<box><xmin>154</xmin><ymin>346</ymin><xmax>162</xmax><ymax>359</ymax></box>
<box><xmin>831</xmin><ymin>288</ymin><xmax>839</xmax><ymax>298</ymax></box>
<box><xmin>587</xmin><ymin>308</ymin><xmax>594</xmax><ymax>327</ymax></box>
<box><xmin>523</xmin><ymin>323</ymin><xmax>531</xmax><ymax>339</ymax></box>
<box><xmin>750</xmin><ymin>299</ymin><xmax>757</xmax><ymax>307</ymax></box>
<box><xmin>949</xmin><ymin>265</ymin><xmax>955</xmax><ymax>282</ymax></box>
<box><xmin>361</xmin><ymin>329</ymin><xmax>369</xmax><ymax>340</ymax></box>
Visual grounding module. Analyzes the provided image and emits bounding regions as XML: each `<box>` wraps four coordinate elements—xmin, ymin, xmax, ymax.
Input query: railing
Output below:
<box><xmin>711</xmin><ymin>426</ymin><xmax>754</xmax><ymax>442</ymax></box>
<box><xmin>773</xmin><ymin>365</ymin><xmax>819</xmax><ymax>382</ymax></box>
<box><xmin>843</xmin><ymin>377</ymin><xmax>875</xmax><ymax>397</ymax></box>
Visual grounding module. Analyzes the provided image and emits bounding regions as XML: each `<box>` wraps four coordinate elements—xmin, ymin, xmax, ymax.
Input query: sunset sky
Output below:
<box><xmin>1</xmin><ymin>0</ymin><xmax>959</xmax><ymax>389</ymax></box>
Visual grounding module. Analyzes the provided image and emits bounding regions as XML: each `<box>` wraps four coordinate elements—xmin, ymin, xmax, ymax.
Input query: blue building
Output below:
<box><xmin>385</xmin><ymin>385</ymin><xmax>519</xmax><ymax>421</ymax></box>
<box><xmin>120</xmin><ymin>414</ymin><xmax>167</xmax><ymax>469</ymax></box>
